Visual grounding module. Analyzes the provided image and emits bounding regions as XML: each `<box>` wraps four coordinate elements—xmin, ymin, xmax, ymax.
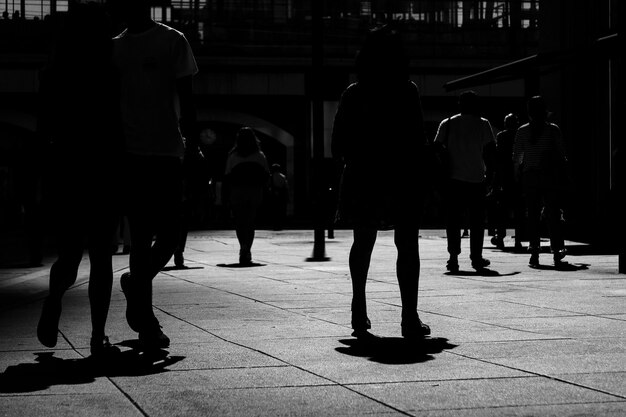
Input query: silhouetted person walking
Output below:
<box><xmin>514</xmin><ymin>96</ymin><xmax>568</xmax><ymax>267</ymax></box>
<box><xmin>111</xmin><ymin>0</ymin><xmax>199</xmax><ymax>349</ymax></box>
<box><xmin>268</xmin><ymin>163</ymin><xmax>289</xmax><ymax>230</ymax></box>
<box><xmin>36</xmin><ymin>3</ymin><xmax>122</xmax><ymax>357</ymax></box>
<box><xmin>491</xmin><ymin>113</ymin><xmax>524</xmax><ymax>251</ymax></box>
<box><xmin>224</xmin><ymin>127</ymin><xmax>269</xmax><ymax>265</ymax></box>
<box><xmin>332</xmin><ymin>26</ymin><xmax>430</xmax><ymax>340</ymax></box>
<box><xmin>434</xmin><ymin>91</ymin><xmax>495</xmax><ymax>272</ymax></box>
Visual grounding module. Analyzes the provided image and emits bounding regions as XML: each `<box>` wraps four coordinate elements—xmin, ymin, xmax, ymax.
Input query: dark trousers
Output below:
<box><xmin>493</xmin><ymin>185</ymin><xmax>525</xmax><ymax>242</ymax></box>
<box><xmin>124</xmin><ymin>154</ymin><xmax>183</xmax><ymax>314</ymax></box>
<box><xmin>444</xmin><ymin>179</ymin><xmax>486</xmax><ymax>259</ymax></box>
<box><xmin>522</xmin><ymin>171</ymin><xmax>564</xmax><ymax>252</ymax></box>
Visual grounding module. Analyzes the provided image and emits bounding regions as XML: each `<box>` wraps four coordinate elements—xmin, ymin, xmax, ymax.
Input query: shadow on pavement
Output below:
<box><xmin>216</xmin><ymin>262</ymin><xmax>265</xmax><ymax>268</ymax></box>
<box><xmin>530</xmin><ymin>262</ymin><xmax>589</xmax><ymax>271</ymax></box>
<box><xmin>445</xmin><ymin>269</ymin><xmax>521</xmax><ymax>277</ymax></box>
<box><xmin>161</xmin><ymin>265</ymin><xmax>204</xmax><ymax>271</ymax></box>
<box><xmin>336</xmin><ymin>335</ymin><xmax>457</xmax><ymax>365</ymax></box>
<box><xmin>0</xmin><ymin>344</ymin><xmax>184</xmax><ymax>394</ymax></box>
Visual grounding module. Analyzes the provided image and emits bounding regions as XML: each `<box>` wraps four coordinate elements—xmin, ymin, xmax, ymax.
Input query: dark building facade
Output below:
<box><xmin>1</xmin><ymin>1</ymin><xmax>543</xmax><ymax>244</ymax></box>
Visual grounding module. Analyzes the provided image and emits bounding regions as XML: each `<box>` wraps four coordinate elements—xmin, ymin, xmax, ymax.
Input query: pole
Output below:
<box><xmin>306</xmin><ymin>0</ymin><xmax>330</xmax><ymax>262</ymax></box>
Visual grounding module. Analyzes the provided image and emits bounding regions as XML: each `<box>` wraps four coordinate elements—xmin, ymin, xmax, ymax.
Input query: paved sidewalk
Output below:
<box><xmin>0</xmin><ymin>229</ymin><xmax>625</xmax><ymax>416</ymax></box>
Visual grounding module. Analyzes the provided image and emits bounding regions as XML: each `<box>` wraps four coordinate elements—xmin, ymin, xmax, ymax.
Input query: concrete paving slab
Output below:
<box><xmin>126</xmin><ymin>385</ymin><xmax>400</xmax><ymax>417</ymax></box>
<box><xmin>348</xmin><ymin>376</ymin><xmax>622</xmax><ymax>413</ymax></box>
<box><xmin>556</xmin><ymin>372</ymin><xmax>626</xmax><ymax>397</ymax></box>
<box><xmin>0</xmin><ymin>229</ymin><xmax>624</xmax><ymax>416</ymax></box>
<box><xmin>0</xmin><ymin>394</ymin><xmax>143</xmax><ymax>417</ymax></box>
<box><xmin>408</xmin><ymin>401</ymin><xmax>626</xmax><ymax>417</ymax></box>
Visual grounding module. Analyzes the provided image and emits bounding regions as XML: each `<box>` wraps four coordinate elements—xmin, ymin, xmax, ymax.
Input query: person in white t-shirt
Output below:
<box><xmin>434</xmin><ymin>91</ymin><xmax>495</xmax><ymax>273</ymax></box>
<box><xmin>110</xmin><ymin>0</ymin><xmax>199</xmax><ymax>349</ymax></box>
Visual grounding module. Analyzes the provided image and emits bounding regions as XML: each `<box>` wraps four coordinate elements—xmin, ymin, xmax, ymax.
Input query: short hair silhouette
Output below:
<box><xmin>527</xmin><ymin>95</ymin><xmax>547</xmax><ymax>123</ymax></box>
<box><xmin>231</xmin><ymin>127</ymin><xmax>260</xmax><ymax>157</ymax></box>
<box><xmin>504</xmin><ymin>113</ymin><xmax>518</xmax><ymax>130</ymax></box>
<box><xmin>355</xmin><ymin>25</ymin><xmax>409</xmax><ymax>84</ymax></box>
<box><xmin>458</xmin><ymin>90</ymin><xmax>479</xmax><ymax>115</ymax></box>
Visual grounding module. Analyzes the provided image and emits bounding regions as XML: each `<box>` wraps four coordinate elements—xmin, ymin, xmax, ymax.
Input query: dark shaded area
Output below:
<box><xmin>216</xmin><ymin>262</ymin><xmax>265</xmax><ymax>268</ymax></box>
<box><xmin>445</xmin><ymin>269</ymin><xmax>521</xmax><ymax>277</ymax></box>
<box><xmin>161</xmin><ymin>265</ymin><xmax>204</xmax><ymax>271</ymax></box>
<box><xmin>0</xmin><ymin>347</ymin><xmax>184</xmax><ymax>394</ymax></box>
<box><xmin>529</xmin><ymin>262</ymin><xmax>589</xmax><ymax>271</ymax></box>
<box><xmin>336</xmin><ymin>335</ymin><xmax>457</xmax><ymax>365</ymax></box>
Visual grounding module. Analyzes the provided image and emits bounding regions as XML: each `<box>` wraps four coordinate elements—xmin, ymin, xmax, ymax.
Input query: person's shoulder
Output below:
<box><xmin>547</xmin><ymin>122</ymin><xmax>561</xmax><ymax>133</ymax></box>
<box><xmin>156</xmin><ymin>22</ymin><xmax>183</xmax><ymax>35</ymax></box>
<box><xmin>516</xmin><ymin>123</ymin><xmax>531</xmax><ymax>135</ymax></box>
<box><xmin>153</xmin><ymin>22</ymin><xmax>187</xmax><ymax>41</ymax></box>
<box><xmin>342</xmin><ymin>82</ymin><xmax>360</xmax><ymax>95</ymax></box>
<box><xmin>112</xmin><ymin>29</ymin><xmax>128</xmax><ymax>41</ymax></box>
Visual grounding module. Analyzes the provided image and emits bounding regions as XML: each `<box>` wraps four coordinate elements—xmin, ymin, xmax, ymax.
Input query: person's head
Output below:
<box><xmin>458</xmin><ymin>90</ymin><xmax>479</xmax><ymax>115</ymax></box>
<box><xmin>503</xmin><ymin>113</ymin><xmax>518</xmax><ymax>131</ymax></box>
<box><xmin>527</xmin><ymin>95</ymin><xmax>547</xmax><ymax>124</ymax></box>
<box><xmin>107</xmin><ymin>0</ymin><xmax>151</xmax><ymax>28</ymax></box>
<box><xmin>232</xmin><ymin>127</ymin><xmax>260</xmax><ymax>157</ymax></box>
<box><xmin>355</xmin><ymin>25</ymin><xmax>409</xmax><ymax>85</ymax></box>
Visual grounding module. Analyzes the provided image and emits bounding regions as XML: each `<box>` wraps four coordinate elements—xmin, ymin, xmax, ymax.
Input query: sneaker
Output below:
<box><xmin>471</xmin><ymin>257</ymin><xmax>490</xmax><ymax>270</ymax></box>
<box><xmin>490</xmin><ymin>236</ymin><xmax>504</xmax><ymax>249</ymax></box>
<box><xmin>37</xmin><ymin>296</ymin><xmax>62</xmax><ymax>348</ymax></box>
<box><xmin>401</xmin><ymin>316</ymin><xmax>431</xmax><ymax>339</ymax></box>
<box><xmin>139</xmin><ymin>326</ymin><xmax>170</xmax><ymax>350</ymax></box>
<box><xmin>446</xmin><ymin>257</ymin><xmax>459</xmax><ymax>273</ymax></box>
<box><xmin>90</xmin><ymin>335</ymin><xmax>121</xmax><ymax>357</ymax></box>
<box><xmin>553</xmin><ymin>248</ymin><xmax>567</xmax><ymax>264</ymax></box>
<box><xmin>174</xmin><ymin>252</ymin><xmax>185</xmax><ymax>268</ymax></box>
<box><xmin>120</xmin><ymin>272</ymin><xmax>142</xmax><ymax>332</ymax></box>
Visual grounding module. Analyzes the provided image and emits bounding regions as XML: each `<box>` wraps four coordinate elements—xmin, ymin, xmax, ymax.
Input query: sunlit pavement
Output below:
<box><xmin>1</xmin><ymin>229</ymin><xmax>625</xmax><ymax>416</ymax></box>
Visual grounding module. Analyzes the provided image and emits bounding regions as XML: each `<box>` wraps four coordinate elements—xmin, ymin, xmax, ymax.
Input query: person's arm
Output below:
<box><xmin>512</xmin><ymin>129</ymin><xmax>524</xmax><ymax>182</ymax></box>
<box><xmin>483</xmin><ymin>120</ymin><xmax>497</xmax><ymax>186</ymax></box>
<box><xmin>331</xmin><ymin>86</ymin><xmax>354</xmax><ymax>163</ymax></box>
<box><xmin>177</xmin><ymin>75</ymin><xmax>202</xmax><ymax>161</ymax></box>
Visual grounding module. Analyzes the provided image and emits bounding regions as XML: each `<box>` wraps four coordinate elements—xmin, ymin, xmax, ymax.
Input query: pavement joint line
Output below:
<box><xmin>501</xmin><ymin>299</ymin><xmax>626</xmax><ymax>322</ymax></box>
<box><xmin>447</xmin><ymin>351</ymin><xmax>626</xmax><ymax>400</ymax></box>
<box><xmin>154</xmin><ymin>274</ymin><xmax>356</xmax><ymax>331</ymax></box>
<box><xmin>152</xmin><ymin>306</ymin><xmax>416</xmax><ymax>417</ymax></box>
<box><xmin>372</xmin><ymin>302</ymin><xmax>548</xmax><ymax>336</ymax></box>
<box><xmin>344</xmin><ymin>374</ymin><xmax>538</xmax><ymax>386</ymax></box>
<box><xmin>400</xmin><ymin>400</ymin><xmax>626</xmax><ymax>414</ymax></box>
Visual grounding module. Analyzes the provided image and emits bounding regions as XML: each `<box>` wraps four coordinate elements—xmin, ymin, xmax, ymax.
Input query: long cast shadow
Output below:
<box><xmin>336</xmin><ymin>334</ymin><xmax>457</xmax><ymax>365</ymax></box>
<box><xmin>217</xmin><ymin>262</ymin><xmax>265</xmax><ymax>268</ymax></box>
<box><xmin>530</xmin><ymin>261</ymin><xmax>589</xmax><ymax>271</ymax></box>
<box><xmin>445</xmin><ymin>269</ymin><xmax>520</xmax><ymax>277</ymax></box>
<box><xmin>161</xmin><ymin>265</ymin><xmax>204</xmax><ymax>271</ymax></box>
<box><xmin>0</xmin><ymin>343</ymin><xmax>184</xmax><ymax>394</ymax></box>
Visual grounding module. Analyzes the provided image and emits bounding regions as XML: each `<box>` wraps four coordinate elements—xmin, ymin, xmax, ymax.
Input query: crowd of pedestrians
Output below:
<box><xmin>33</xmin><ymin>5</ymin><xmax>571</xmax><ymax>357</ymax></box>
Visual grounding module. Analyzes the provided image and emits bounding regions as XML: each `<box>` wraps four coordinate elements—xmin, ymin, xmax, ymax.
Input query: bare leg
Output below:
<box><xmin>349</xmin><ymin>226</ymin><xmax>377</xmax><ymax>329</ymax></box>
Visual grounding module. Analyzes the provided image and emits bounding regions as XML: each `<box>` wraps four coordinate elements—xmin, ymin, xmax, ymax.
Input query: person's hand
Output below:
<box><xmin>184</xmin><ymin>146</ymin><xmax>205</xmax><ymax>164</ymax></box>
